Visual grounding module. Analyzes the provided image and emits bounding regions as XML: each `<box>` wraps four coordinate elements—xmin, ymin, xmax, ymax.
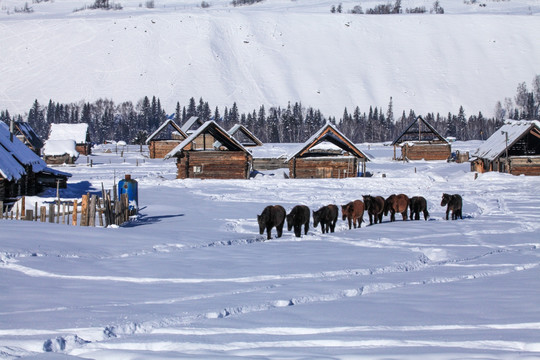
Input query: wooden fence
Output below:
<box><xmin>0</xmin><ymin>186</ymin><xmax>134</xmax><ymax>227</ymax></box>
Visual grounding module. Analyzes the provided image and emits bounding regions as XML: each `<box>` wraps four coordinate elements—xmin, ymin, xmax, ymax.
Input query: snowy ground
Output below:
<box><xmin>2</xmin><ymin>141</ymin><xmax>540</xmax><ymax>359</ymax></box>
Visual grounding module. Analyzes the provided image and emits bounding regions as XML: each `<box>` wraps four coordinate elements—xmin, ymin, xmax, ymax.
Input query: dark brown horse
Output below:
<box><xmin>362</xmin><ymin>195</ymin><xmax>385</xmax><ymax>225</ymax></box>
<box><xmin>286</xmin><ymin>205</ymin><xmax>310</xmax><ymax>237</ymax></box>
<box><xmin>257</xmin><ymin>205</ymin><xmax>286</xmax><ymax>240</ymax></box>
<box><xmin>313</xmin><ymin>204</ymin><xmax>338</xmax><ymax>234</ymax></box>
<box><xmin>441</xmin><ymin>193</ymin><xmax>462</xmax><ymax>220</ymax></box>
<box><xmin>341</xmin><ymin>200</ymin><xmax>365</xmax><ymax>229</ymax></box>
<box><xmin>409</xmin><ymin>196</ymin><xmax>429</xmax><ymax>221</ymax></box>
<box><xmin>384</xmin><ymin>194</ymin><xmax>410</xmax><ymax>222</ymax></box>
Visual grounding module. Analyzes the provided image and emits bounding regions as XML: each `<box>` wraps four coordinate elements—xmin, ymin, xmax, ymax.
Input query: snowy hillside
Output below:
<box><xmin>2</xmin><ymin>143</ymin><xmax>540</xmax><ymax>359</ymax></box>
<box><xmin>1</xmin><ymin>0</ymin><xmax>539</xmax><ymax>118</ymax></box>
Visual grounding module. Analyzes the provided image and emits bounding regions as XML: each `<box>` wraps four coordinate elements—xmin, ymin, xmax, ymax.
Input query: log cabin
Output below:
<box><xmin>287</xmin><ymin>123</ymin><xmax>369</xmax><ymax>179</ymax></box>
<box><xmin>14</xmin><ymin>121</ymin><xmax>44</xmax><ymax>156</ymax></box>
<box><xmin>392</xmin><ymin>116</ymin><xmax>451</xmax><ymax>161</ymax></box>
<box><xmin>471</xmin><ymin>120</ymin><xmax>540</xmax><ymax>175</ymax></box>
<box><xmin>48</xmin><ymin>123</ymin><xmax>92</xmax><ymax>155</ymax></box>
<box><xmin>146</xmin><ymin>119</ymin><xmax>188</xmax><ymax>159</ymax></box>
<box><xmin>165</xmin><ymin>121</ymin><xmax>253</xmax><ymax>179</ymax></box>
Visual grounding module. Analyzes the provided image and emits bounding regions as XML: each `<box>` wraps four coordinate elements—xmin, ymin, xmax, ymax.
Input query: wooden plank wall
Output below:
<box><xmin>176</xmin><ymin>151</ymin><xmax>251</xmax><ymax>179</ymax></box>
<box><xmin>290</xmin><ymin>158</ymin><xmax>358</xmax><ymax>179</ymax></box>
<box><xmin>149</xmin><ymin>140</ymin><xmax>182</xmax><ymax>159</ymax></box>
<box><xmin>76</xmin><ymin>143</ymin><xmax>91</xmax><ymax>156</ymax></box>
<box><xmin>404</xmin><ymin>144</ymin><xmax>451</xmax><ymax>161</ymax></box>
<box><xmin>510</xmin><ymin>157</ymin><xmax>540</xmax><ymax>176</ymax></box>
<box><xmin>252</xmin><ymin>158</ymin><xmax>288</xmax><ymax>171</ymax></box>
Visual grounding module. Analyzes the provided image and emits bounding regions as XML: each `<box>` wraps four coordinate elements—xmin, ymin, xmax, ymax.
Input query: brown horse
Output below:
<box><xmin>286</xmin><ymin>205</ymin><xmax>310</xmax><ymax>237</ymax></box>
<box><xmin>257</xmin><ymin>205</ymin><xmax>286</xmax><ymax>240</ymax></box>
<box><xmin>384</xmin><ymin>194</ymin><xmax>409</xmax><ymax>222</ymax></box>
<box><xmin>362</xmin><ymin>195</ymin><xmax>385</xmax><ymax>225</ymax></box>
<box><xmin>409</xmin><ymin>196</ymin><xmax>429</xmax><ymax>221</ymax></box>
<box><xmin>341</xmin><ymin>200</ymin><xmax>365</xmax><ymax>229</ymax></box>
<box><xmin>313</xmin><ymin>204</ymin><xmax>338</xmax><ymax>234</ymax></box>
<box><xmin>441</xmin><ymin>193</ymin><xmax>462</xmax><ymax>220</ymax></box>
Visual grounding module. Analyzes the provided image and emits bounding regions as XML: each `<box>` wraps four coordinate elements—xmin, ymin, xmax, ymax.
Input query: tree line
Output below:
<box><xmin>1</xmin><ymin>75</ymin><xmax>538</xmax><ymax>145</ymax></box>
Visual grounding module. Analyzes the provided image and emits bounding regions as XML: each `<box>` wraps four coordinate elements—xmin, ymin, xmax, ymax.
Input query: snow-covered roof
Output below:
<box><xmin>0</xmin><ymin>144</ymin><xmax>26</xmax><ymax>181</ymax></box>
<box><xmin>0</xmin><ymin>121</ymin><xmax>47</xmax><ymax>174</ymax></box>
<box><xmin>43</xmin><ymin>139</ymin><xmax>79</xmax><ymax>157</ymax></box>
<box><xmin>146</xmin><ymin>119</ymin><xmax>187</xmax><ymax>144</ymax></box>
<box><xmin>472</xmin><ymin>120</ymin><xmax>540</xmax><ymax>161</ymax></box>
<box><xmin>48</xmin><ymin>123</ymin><xmax>89</xmax><ymax>143</ymax></box>
<box><xmin>180</xmin><ymin>116</ymin><xmax>202</xmax><ymax>133</ymax></box>
<box><xmin>15</xmin><ymin>121</ymin><xmax>44</xmax><ymax>150</ymax></box>
<box><xmin>286</xmin><ymin>123</ymin><xmax>370</xmax><ymax>162</ymax></box>
<box><xmin>164</xmin><ymin>121</ymin><xmax>249</xmax><ymax>159</ymax></box>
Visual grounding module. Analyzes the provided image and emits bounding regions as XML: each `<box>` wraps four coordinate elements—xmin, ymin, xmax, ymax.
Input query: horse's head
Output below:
<box><xmin>362</xmin><ymin>195</ymin><xmax>371</xmax><ymax>210</ymax></box>
<box><xmin>313</xmin><ymin>210</ymin><xmax>320</xmax><ymax>227</ymax></box>
<box><xmin>257</xmin><ymin>214</ymin><xmax>265</xmax><ymax>235</ymax></box>
<box><xmin>441</xmin><ymin>193</ymin><xmax>450</xmax><ymax>206</ymax></box>
<box><xmin>286</xmin><ymin>213</ymin><xmax>294</xmax><ymax>231</ymax></box>
<box><xmin>341</xmin><ymin>204</ymin><xmax>348</xmax><ymax>220</ymax></box>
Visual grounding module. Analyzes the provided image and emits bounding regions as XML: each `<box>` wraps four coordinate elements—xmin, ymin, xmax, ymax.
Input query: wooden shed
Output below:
<box><xmin>48</xmin><ymin>123</ymin><xmax>92</xmax><ymax>155</ymax></box>
<box><xmin>1</xmin><ymin>122</ymin><xmax>70</xmax><ymax>202</ymax></box>
<box><xmin>146</xmin><ymin>119</ymin><xmax>187</xmax><ymax>159</ymax></box>
<box><xmin>14</xmin><ymin>121</ymin><xmax>44</xmax><ymax>156</ymax></box>
<box><xmin>392</xmin><ymin>116</ymin><xmax>450</xmax><ymax>161</ymax></box>
<box><xmin>471</xmin><ymin>120</ymin><xmax>540</xmax><ymax>175</ymax></box>
<box><xmin>287</xmin><ymin>123</ymin><xmax>369</xmax><ymax>179</ymax></box>
<box><xmin>165</xmin><ymin>121</ymin><xmax>253</xmax><ymax>180</ymax></box>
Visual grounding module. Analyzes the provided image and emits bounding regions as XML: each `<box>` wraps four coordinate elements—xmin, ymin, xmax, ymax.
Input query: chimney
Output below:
<box><xmin>9</xmin><ymin>119</ymin><xmax>14</xmax><ymax>142</ymax></box>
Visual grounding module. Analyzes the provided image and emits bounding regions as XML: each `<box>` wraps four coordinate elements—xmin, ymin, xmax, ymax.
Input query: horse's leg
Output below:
<box><xmin>266</xmin><ymin>226</ymin><xmax>272</xmax><ymax>240</ymax></box>
<box><xmin>423</xmin><ymin>210</ymin><xmax>428</xmax><ymax>221</ymax></box>
<box><xmin>391</xmin><ymin>210</ymin><xmax>395</xmax><ymax>222</ymax></box>
<box><xmin>402</xmin><ymin>211</ymin><xmax>407</xmax><ymax>221</ymax></box>
<box><xmin>276</xmin><ymin>223</ymin><xmax>284</xmax><ymax>238</ymax></box>
<box><xmin>446</xmin><ymin>207</ymin><xmax>450</xmax><ymax>220</ymax></box>
<box><xmin>330</xmin><ymin>220</ymin><xmax>336</xmax><ymax>233</ymax></box>
<box><xmin>294</xmin><ymin>225</ymin><xmax>300</xmax><ymax>237</ymax></box>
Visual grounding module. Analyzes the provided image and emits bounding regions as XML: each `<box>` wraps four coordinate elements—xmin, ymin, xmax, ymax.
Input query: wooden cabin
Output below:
<box><xmin>43</xmin><ymin>140</ymin><xmax>79</xmax><ymax>165</ymax></box>
<box><xmin>471</xmin><ymin>120</ymin><xmax>540</xmax><ymax>175</ymax></box>
<box><xmin>146</xmin><ymin>119</ymin><xmax>188</xmax><ymax>159</ymax></box>
<box><xmin>287</xmin><ymin>123</ymin><xmax>369</xmax><ymax>179</ymax></box>
<box><xmin>180</xmin><ymin>116</ymin><xmax>211</xmax><ymax>150</ymax></box>
<box><xmin>0</xmin><ymin>122</ymin><xmax>70</xmax><ymax>202</ymax></box>
<box><xmin>48</xmin><ymin>123</ymin><xmax>92</xmax><ymax>156</ymax></box>
<box><xmin>165</xmin><ymin>121</ymin><xmax>253</xmax><ymax>180</ymax></box>
<box><xmin>14</xmin><ymin>121</ymin><xmax>44</xmax><ymax>156</ymax></box>
<box><xmin>392</xmin><ymin>116</ymin><xmax>451</xmax><ymax>161</ymax></box>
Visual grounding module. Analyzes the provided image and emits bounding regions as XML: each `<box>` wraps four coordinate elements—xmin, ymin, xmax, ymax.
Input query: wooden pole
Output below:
<box><xmin>34</xmin><ymin>202</ymin><xmax>38</xmax><ymax>221</ymax></box>
<box><xmin>48</xmin><ymin>204</ymin><xmax>55</xmax><ymax>223</ymax></box>
<box><xmin>72</xmin><ymin>199</ymin><xmax>78</xmax><ymax>226</ymax></box>
<box><xmin>89</xmin><ymin>195</ymin><xmax>97</xmax><ymax>227</ymax></box>
<box><xmin>0</xmin><ymin>201</ymin><xmax>3</xmax><ymax>219</ymax></box>
<box><xmin>25</xmin><ymin>210</ymin><xmax>33</xmax><ymax>221</ymax></box>
<box><xmin>81</xmin><ymin>195</ymin><xmax>89</xmax><ymax>226</ymax></box>
<box><xmin>21</xmin><ymin>196</ymin><xmax>25</xmax><ymax>220</ymax></box>
<box><xmin>62</xmin><ymin>203</ymin><xmax>66</xmax><ymax>224</ymax></box>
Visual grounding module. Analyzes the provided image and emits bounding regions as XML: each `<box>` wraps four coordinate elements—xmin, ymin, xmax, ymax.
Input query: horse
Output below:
<box><xmin>409</xmin><ymin>196</ymin><xmax>429</xmax><ymax>221</ymax></box>
<box><xmin>286</xmin><ymin>205</ymin><xmax>310</xmax><ymax>237</ymax></box>
<box><xmin>441</xmin><ymin>193</ymin><xmax>462</xmax><ymax>220</ymax></box>
<box><xmin>384</xmin><ymin>194</ymin><xmax>410</xmax><ymax>222</ymax></box>
<box><xmin>313</xmin><ymin>204</ymin><xmax>338</xmax><ymax>234</ymax></box>
<box><xmin>257</xmin><ymin>205</ymin><xmax>286</xmax><ymax>240</ymax></box>
<box><xmin>341</xmin><ymin>200</ymin><xmax>365</xmax><ymax>229</ymax></box>
<box><xmin>362</xmin><ymin>195</ymin><xmax>385</xmax><ymax>225</ymax></box>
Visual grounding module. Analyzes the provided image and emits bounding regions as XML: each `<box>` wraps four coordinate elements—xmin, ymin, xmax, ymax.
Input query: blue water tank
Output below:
<box><xmin>118</xmin><ymin>174</ymin><xmax>138</xmax><ymax>213</ymax></box>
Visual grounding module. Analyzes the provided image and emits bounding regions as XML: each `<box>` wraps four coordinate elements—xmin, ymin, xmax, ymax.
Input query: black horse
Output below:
<box><xmin>313</xmin><ymin>204</ymin><xmax>338</xmax><ymax>234</ymax></box>
<box><xmin>441</xmin><ymin>193</ymin><xmax>462</xmax><ymax>220</ymax></box>
<box><xmin>409</xmin><ymin>196</ymin><xmax>429</xmax><ymax>221</ymax></box>
<box><xmin>257</xmin><ymin>205</ymin><xmax>286</xmax><ymax>240</ymax></box>
<box><xmin>362</xmin><ymin>195</ymin><xmax>385</xmax><ymax>225</ymax></box>
<box><xmin>286</xmin><ymin>205</ymin><xmax>311</xmax><ymax>237</ymax></box>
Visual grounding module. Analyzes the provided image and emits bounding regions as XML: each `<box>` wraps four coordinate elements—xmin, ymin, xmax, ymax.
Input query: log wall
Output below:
<box><xmin>510</xmin><ymin>157</ymin><xmax>540</xmax><ymax>176</ymax></box>
<box><xmin>76</xmin><ymin>143</ymin><xmax>91</xmax><ymax>156</ymax></box>
<box><xmin>289</xmin><ymin>157</ymin><xmax>359</xmax><ymax>179</ymax></box>
<box><xmin>252</xmin><ymin>158</ymin><xmax>288</xmax><ymax>171</ymax></box>
<box><xmin>176</xmin><ymin>151</ymin><xmax>251</xmax><ymax>179</ymax></box>
<box><xmin>403</xmin><ymin>143</ymin><xmax>451</xmax><ymax>161</ymax></box>
<box><xmin>149</xmin><ymin>140</ymin><xmax>182</xmax><ymax>159</ymax></box>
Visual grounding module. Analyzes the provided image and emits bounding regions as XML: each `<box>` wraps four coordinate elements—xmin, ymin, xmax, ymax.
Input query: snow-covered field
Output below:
<box><xmin>1</xmin><ymin>0</ymin><xmax>539</xmax><ymax>118</ymax></box>
<box><xmin>2</xmin><ymin>142</ymin><xmax>540</xmax><ymax>359</ymax></box>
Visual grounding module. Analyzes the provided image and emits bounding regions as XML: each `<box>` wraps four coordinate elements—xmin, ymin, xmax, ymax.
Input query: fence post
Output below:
<box><xmin>25</xmin><ymin>210</ymin><xmax>33</xmax><ymax>221</ymax></box>
<box><xmin>0</xmin><ymin>201</ymin><xmax>3</xmax><ymax>219</ymax></box>
<box><xmin>34</xmin><ymin>202</ymin><xmax>38</xmax><ymax>221</ymax></box>
<box><xmin>48</xmin><ymin>204</ymin><xmax>55</xmax><ymax>223</ymax></box>
<box><xmin>81</xmin><ymin>195</ymin><xmax>89</xmax><ymax>226</ymax></box>
<box><xmin>89</xmin><ymin>195</ymin><xmax>97</xmax><ymax>227</ymax></box>
<box><xmin>40</xmin><ymin>206</ymin><xmax>46</xmax><ymax>222</ymax></box>
<box><xmin>21</xmin><ymin>196</ymin><xmax>25</xmax><ymax>220</ymax></box>
<box><xmin>72</xmin><ymin>200</ymin><xmax>78</xmax><ymax>226</ymax></box>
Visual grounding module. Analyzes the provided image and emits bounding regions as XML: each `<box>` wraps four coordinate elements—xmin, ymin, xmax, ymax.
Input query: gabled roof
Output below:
<box><xmin>145</xmin><ymin>119</ymin><xmax>187</xmax><ymax>144</ymax></box>
<box><xmin>180</xmin><ymin>116</ymin><xmax>203</xmax><ymax>133</ymax></box>
<box><xmin>15</xmin><ymin>121</ymin><xmax>44</xmax><ymax>150</ymax></box>
<box><xmin>286</xmin><ymin>123</ymin><xmax>369</xmax><ymax>162</ymax></box>
<box><xmin>48</xmin><ymin>123</ymin><xmax>90</xmax><ymax>143</ymax></box>
<box><xmin>0</xmin><ymin>121</ymin><xmax>47</xmax><ymax>174</ymax></box>
<box><xmin>392</xmin><ymin>116</ymin><xmax>448</xmax><ymax>145</ymax></box>
<box><xmin>472</xmin><ymin>120</ymin><xmax>540</xmax><ymax>161</ymax></box>
<box><xmin>228</xmin><ymin>124</ymin><xmax>263</xmax><ymax>146</ymax></box>
<box><xmin>164</xmin><ymin>121</ymin><xmax>250</xmax><ymax>159</ymax></box>
<box><xmin>0</xmin><ymin>144</ymin><xmax>26</xmax><ymax>181</ymax></box>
